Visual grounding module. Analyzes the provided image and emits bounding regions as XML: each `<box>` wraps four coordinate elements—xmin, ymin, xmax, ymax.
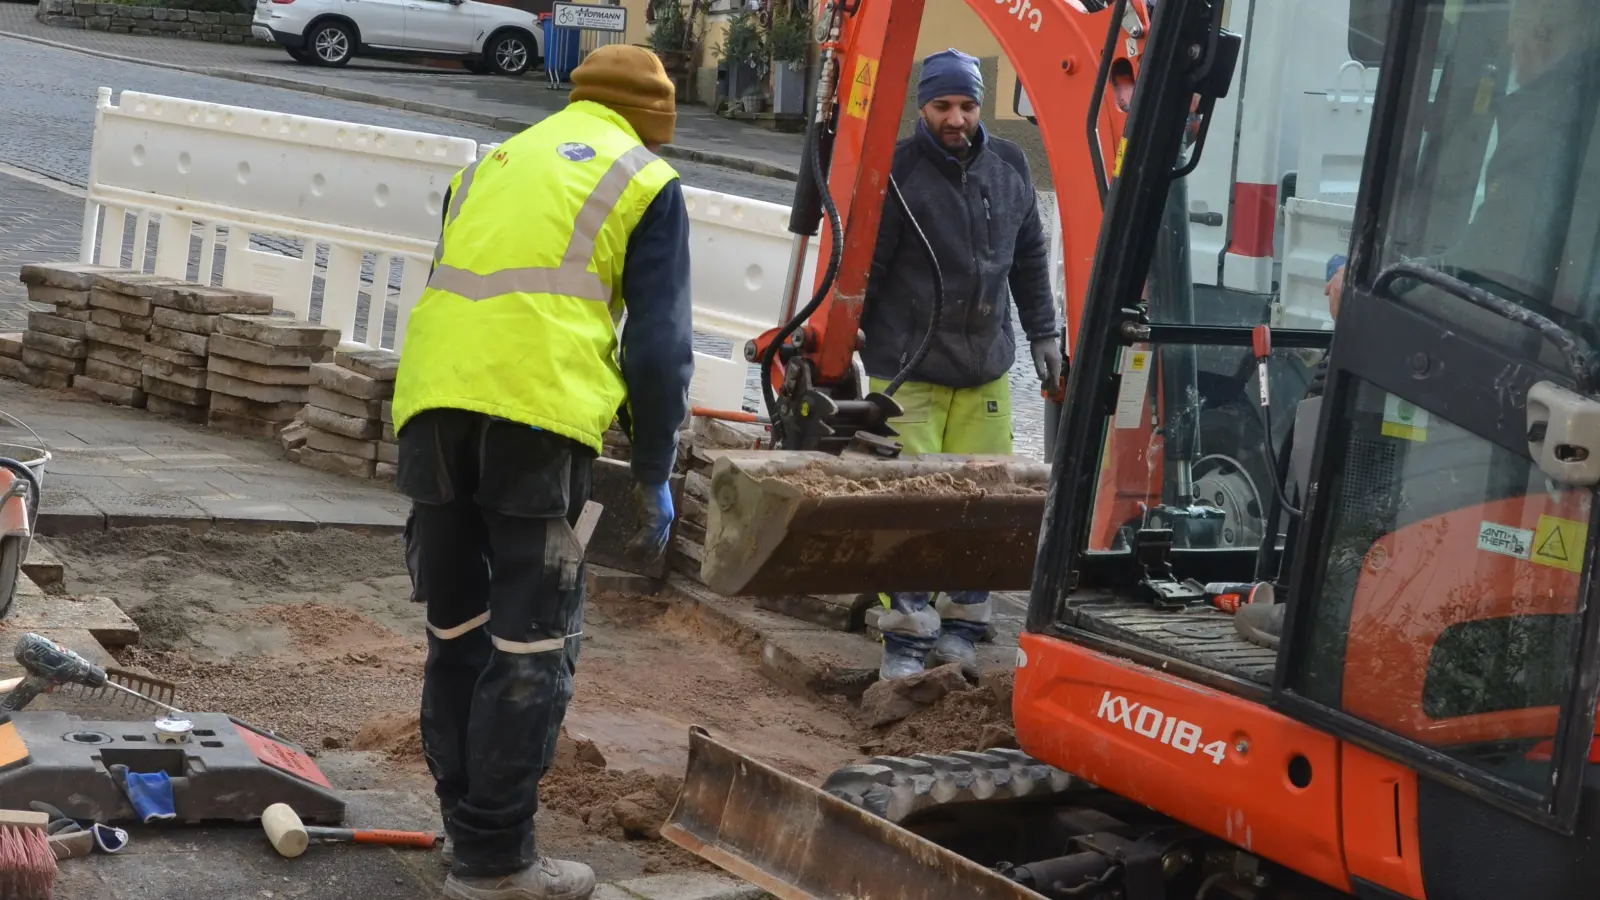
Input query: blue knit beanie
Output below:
<box><xmin>917</xmin><ymin>49</ymin><xmax>984</xmax><ymax>107</ymax></box>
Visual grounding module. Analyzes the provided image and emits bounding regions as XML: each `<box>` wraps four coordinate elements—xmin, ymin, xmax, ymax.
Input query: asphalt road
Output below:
<box><xmin>0</xmin><ymin>34</ymin><xmax>794</xmax><ymax>202</ymax></box>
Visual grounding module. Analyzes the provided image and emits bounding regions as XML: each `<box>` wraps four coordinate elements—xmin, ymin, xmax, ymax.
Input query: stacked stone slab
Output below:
<box><xmin>378</xmin><ymin>397</ymin><xmax>397</xmax><ymax>483</ymax></box>
<box><xmin>12</xmin><ymin>263</ymin><xmax>122</xmax><ymax>390</ymax></box>
<box><xmin>296</xmin><ymin>349</ymin><xmax>398</xmax><ymax>480</ymax></box>
<box><xmin>206</xmin><ymin>314</ymin><xmax>340</xmax><ymax>438</ymax></box>
<box><xmin>142</xmin><ymin>284</ymin><xmax>274</xmax><ymax>424</ymax></box>
<box><xmin>78</xmin><ymin>272</ymin><xmax>189</xmax><ymax>407</ymax></box>
<box><xmin>0</xmin><ymin>333</ymin><xmax>23</xmax><ymax>384</ymax></box>
<box><xmin>667</xmin><ymin>417</ymin><xmax>765</xmax><ymax>583</ymax></box>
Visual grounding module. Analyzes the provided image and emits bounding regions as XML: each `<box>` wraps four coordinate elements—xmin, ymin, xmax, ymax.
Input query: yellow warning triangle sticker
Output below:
<box><xmin>1532</xmin><ymin>514</ymin><xmax>1587</xmax><ymax>573</ymax></box>
<box><xmin>1536</xmin><ymin>528</ymin><xmax>1568</xmax><ymax>562</ymax></box>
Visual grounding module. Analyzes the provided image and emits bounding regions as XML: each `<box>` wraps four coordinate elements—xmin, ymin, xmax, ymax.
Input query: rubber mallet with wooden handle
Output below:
<box><xmin>261</xmin><ymin>803</ymin><xmax>440</xmax><ymax>858</ymax></box>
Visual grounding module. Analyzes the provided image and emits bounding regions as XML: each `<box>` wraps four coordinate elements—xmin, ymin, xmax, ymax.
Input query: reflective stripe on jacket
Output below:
<box><xmin>392</xmin><ymin>101</ymin><xmax>680</xmax><ymax>454</ymax></box>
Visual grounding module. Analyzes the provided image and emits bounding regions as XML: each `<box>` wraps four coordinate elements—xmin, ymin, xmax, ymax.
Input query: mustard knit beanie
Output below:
<box><xmin>570</xmin><ymin>45</ymin><xmax>677</xmax><ymax>147</ymax></box>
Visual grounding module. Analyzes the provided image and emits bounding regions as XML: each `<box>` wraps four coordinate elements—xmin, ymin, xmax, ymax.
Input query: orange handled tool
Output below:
<box><xmin>262</xmin><ymin>802</ymin><xmax>440</xmax><ymax>858</ymax></box>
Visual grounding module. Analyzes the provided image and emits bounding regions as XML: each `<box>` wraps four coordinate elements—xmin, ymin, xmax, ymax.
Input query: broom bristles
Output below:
<box><xmin>0</xmin><ymin>821</ymin><xmax>56</xmax><ymax>899</ymax></box>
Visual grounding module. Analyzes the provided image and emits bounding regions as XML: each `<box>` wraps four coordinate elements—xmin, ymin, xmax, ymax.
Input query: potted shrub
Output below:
<box><xmin>719</xmin><ymin>8</ymin><xmax>768</xmax><ymax>112</ymax></box>
<box><xmin>768</xmin><ymin>1</ymin><xmax>811</xmax><ymax>116</ymax></box>
<box><xmin>648</xmin><ymin>0</ymin><xmax>693</xmax><ymax>80</ymax></box>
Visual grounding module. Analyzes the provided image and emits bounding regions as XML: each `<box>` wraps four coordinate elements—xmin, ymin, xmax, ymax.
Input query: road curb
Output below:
<box><xmin>0</xmin><ymin>27</ymin><xmax>800</xmax><ymax>182</ymax></box>
<box><xmin>36</xmin><ymin>510</ymin><xmax>405</xmax><ymax>537</ymax></box>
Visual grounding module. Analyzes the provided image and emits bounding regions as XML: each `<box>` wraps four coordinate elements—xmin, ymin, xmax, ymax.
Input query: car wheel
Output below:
<box><xmin>309</xmin><ymin>21</ymin><xmax>354</xmax><ymax>67</ymax></box>
<box><xmin>488</xmin><ymin>31</ymin><xmax>532</xmax><ymax>76</ymax></box>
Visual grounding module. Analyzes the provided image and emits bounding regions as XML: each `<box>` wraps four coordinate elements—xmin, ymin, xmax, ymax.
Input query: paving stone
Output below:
<box><xmin>207</xmin><ymin>407</ymin><xmax>282</xmax><ymax>439</ymax></box>
<box><xmin>22</xmin><ymin>330</ymin><xmax>86</xmax><ymax>359</ymax></box>
<box><xmin>20</xmin><ymin>539</ymin><xmax>63</xmax><ymax>589</ymax></box>
<box><xmin>89</xmin><ymin>306</ymin><xmax>153</xmax><ymax>334</ymax></box>
<box><xmin>216</xmin><ymin>313</ymin><xmax>340</xmax><ymax>348</ymax></box>
<box><xmin>54</xmin><ymin>306</ymin><xmax>91</xmax><ymax>322</ymax></box>
<box><xmin>84</xmin><ymin>357</ymin><xmax>142</xmax><ymax>388</ymax></box>
<box><xmin>90</xmin><ymin>271</ymin><xmax>182</xmax><ymax>300</ymax></box>
<box><xmin>6</xmin><ymin>575</ymin><xmax>139</xmax><ymax>646</ymax></box>
<box><xmin>208</xmin><ymin>333</ymin><xmax>333</xmax><ymax>368</ymax></box>
<box><xmin>306</xmin><ymin>428</ymin><xmax>378</xmax><ymax>460</ymax></box>
<box><xmin>140</xmin><ymin>356</ymin><xmax>208</xmax><ymax>390</ymax></box>
<box><xmin>204</xmin><ymin>370</ymin><xmax>310</xmax><ymax>405</ymax></box>
<box><xmin>19</xmin><ymin>262</ymin><xmax>121</xmax><ymax>291</ymax></box>
<box><xmin>374</xmin><ymin>461</ymin><xmax>397</xmax><ymax>481</ymax></box>
<box><xmin>142</xmin><ymin>342</ymin><xmax>207</xmax><ymax>370</ymax></box>
<box><xmin>144</xmin><ymin>393</ymin><xmax>209</xmax><ymax>425</ymax></box>
<box><xmin>0</xmin><ymin>334</ymin><xmax>19</xmax><ymax>360</ymax></box>
<box><xmin>0</xmin><ymin>356</ymin><xmax>22</xmax><ymax>383</ymax></box>
<box><xmin>74</xmin><ymin>375</ymin><xmax>146</xmax><ymax>408</ymax></box>
<box><xmin>613</xmin><ymin>873</ymin><xmax>767</xmax><ymax>900</ymax></box>
<box><xmin>17</xmin><ymin>365</ymin><xmax>73</xmax><ymax>390</ymax></box>
<box><xmin>382</xmin><ymin>420</ymin><xmax>395</xmax><ymax>442</ymax></box>
<box><xmin>151</xmin><ymin>306</ymin><xmax>219</xmax><ymax>335</ymax></box>
<box><xmin>142</xmin><ymin>376</ymin><xmax>210</xmax><ymax>407</ymax></box>
<box><xmin>150</xmin><ymin>283</ymin><xmax>274</xmax><ymax>315</ymax></box>
<box><xmin>206</xmin><ymin>352</ymin><xmax>314</xmax><ymax>386</ymax></box>
<box><xmin>88</xmin><ymin>286</ymin><xmax>155</xmax><ymax>318</ymax></box>
<box><xmin>333</xmin><ymin>347</ymin><xmax>400</xmax><ymax>381</ymax></box>
<box><xmin>311</xmin><ymin>361</ymin><xmax>391</xmax><ymax>400</ymax></box>
<box><xmin>86</xmin><ymin>341</ymin><xmax>144</xmax><ymax>370</ymax></box>
<box><xmin>377</xmin><ymin>440</ymin><xmax>398</xmax><ymax>464</ymax></box>
<box><xmin>381</xmin><ymin>400</ymin><xmax>393</xmax><ymax>424</ymax></box>
<box><xmin>27</xmin><ymin>285</ymin><xmax>92</xmax><ymax>310</ymax></box>
<box><xmin>84</xmin><ymin>321</ymin><xmax>147</xmax><ymax>351</ymax></box>
<box><xmin>309</xmin><ymin>385</ymin><xmax>383</xmax><ymax>420</ymax></box>
<box><xmin>20</xmin><ymin>345</ymin><xmax>83</xmax><ymax>374</ymax></box>
<box><xmin>304</xmin><ymin>403</ymin><xmax>381</xmax><ymax>440</ymax></box>
<box><xmin>209</xmin><ymin>392</ymin><xmax>305</xmax><ymax>422</ymax></box>
<box><xmin>27</xmin><ymin>310</ymin><xmax>87</xmax><ymax>341</ymax></box>
<box><xmin>149</xmin><ymin>325</ymin><xmax>209</xmax><ymax>356</ymax></box>
<box><xmin>298</xmin><ymin>446</ymin><xmax>377</xmax><ymax>480</ymax></box>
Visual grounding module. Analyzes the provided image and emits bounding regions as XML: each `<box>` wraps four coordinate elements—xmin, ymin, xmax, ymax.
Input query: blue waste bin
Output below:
<box><xmin>542</xmin><ymin>15</ymin><xmax>581</xmax><ymax>82</ymax></box>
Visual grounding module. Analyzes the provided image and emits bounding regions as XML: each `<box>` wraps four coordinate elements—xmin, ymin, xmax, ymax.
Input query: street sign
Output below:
<box><xmin>552</xmin><ymin>2</ymin><xmax>627</xmax><ymax>32</ymax></box>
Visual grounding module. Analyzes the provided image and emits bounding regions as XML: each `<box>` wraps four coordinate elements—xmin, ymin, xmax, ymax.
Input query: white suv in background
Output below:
<box><xmin>253</xmin><ymin>0</ymin><xmax>543</xmax><ymax>75</ymax></box>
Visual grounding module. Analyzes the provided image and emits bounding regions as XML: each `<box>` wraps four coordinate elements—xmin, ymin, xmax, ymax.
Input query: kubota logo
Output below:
<box><xmin>1096</xmin><ymin>691</ymin><xmax>1228</xmax><ymax>765</ymax></box>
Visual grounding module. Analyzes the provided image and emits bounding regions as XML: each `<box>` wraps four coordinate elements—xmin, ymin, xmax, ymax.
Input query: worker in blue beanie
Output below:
<box><xmin>862</xmin><ymin>47</ymin><xmax>1062</xmax><ymax>680</ymax></box>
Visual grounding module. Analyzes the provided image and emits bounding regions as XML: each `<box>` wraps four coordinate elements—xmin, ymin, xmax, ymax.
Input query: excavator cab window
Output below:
<box><xmin>1277</xmin><ymin>0</ymin><xmax>1600</xmax><ymax>832</ymax></box>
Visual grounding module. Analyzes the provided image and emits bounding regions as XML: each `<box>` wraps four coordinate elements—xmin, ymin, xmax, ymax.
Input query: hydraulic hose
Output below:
<box><xmin>880</xmin><ymin>174</ymin><xmax>945</xmax><ymax>398</ymax></box>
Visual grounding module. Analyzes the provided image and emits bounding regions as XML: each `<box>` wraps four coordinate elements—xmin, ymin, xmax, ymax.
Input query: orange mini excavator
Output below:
<box><xmin>668</xmin><ymin>0</ymin><xmax>1600</xmax><ymax>898</ymax></box>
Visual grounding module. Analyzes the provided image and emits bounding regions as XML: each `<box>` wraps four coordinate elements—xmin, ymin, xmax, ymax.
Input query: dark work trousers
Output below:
<box><xmin>396</xmin><ymin>408</ymin><xmax>594</xmax><ymax>878</ymax></box>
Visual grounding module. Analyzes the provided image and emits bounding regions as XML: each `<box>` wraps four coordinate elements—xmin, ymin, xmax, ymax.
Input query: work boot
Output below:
<box><xmin>444</xmin><ymin>857</ymin><xmax>597</xmax><ymax>900</ymax></box>
<box><xmin>879</xmin><ymin>643</ymin><xmax>927</xmax><ymax>681</ymax></box>
<box><xmin>928</xmin><ymin>632</ymin><xmax>979</xmax><ymax>678</ymax></box>
<box><xmin>1234</xmin><ymin>603</ymin><xmax>1286</xmax><ymax>649</ymax></box>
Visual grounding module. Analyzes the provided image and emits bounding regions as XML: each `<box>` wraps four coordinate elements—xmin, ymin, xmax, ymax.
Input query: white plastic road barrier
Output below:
<box><xmin>80</xmin><ymin>88</ymin><xmax>1068</xmax><ymax>413</ymax></box>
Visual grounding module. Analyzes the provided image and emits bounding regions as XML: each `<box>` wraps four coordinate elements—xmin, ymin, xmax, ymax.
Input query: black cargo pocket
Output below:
<box><xmin>476</xmin><ymin>421</ymin><xmax>573</xmax><ymax>519</ymax></box>
<box><xmin>395</xmin><ymin>414</ymin><xmax>454</xmax><ymax>505</ymax></box>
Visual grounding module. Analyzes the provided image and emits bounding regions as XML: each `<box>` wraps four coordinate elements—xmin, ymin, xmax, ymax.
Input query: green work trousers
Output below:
<box><xmin>868</xmin><ymin>376</ymin><xmax>1014</xmax><ymax>456</ymax></box>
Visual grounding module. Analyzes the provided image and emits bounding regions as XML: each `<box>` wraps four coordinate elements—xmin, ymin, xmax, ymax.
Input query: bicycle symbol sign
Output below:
<box><xmin>550</xmin><ymin>2</ymin><xmax>627</xmax><ymax>33</ymax></box>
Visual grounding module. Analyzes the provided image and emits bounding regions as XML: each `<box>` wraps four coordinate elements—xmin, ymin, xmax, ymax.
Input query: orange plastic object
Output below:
<box><xmin>1340</xmin><ymin>744</ymin><xmax>1427</xmax><ymax>900</ymax></box>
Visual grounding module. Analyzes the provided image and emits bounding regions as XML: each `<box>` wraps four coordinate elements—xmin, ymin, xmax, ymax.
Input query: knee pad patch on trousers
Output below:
<box><xmin>878</xmin><ymin>605</ymin><xmax>942</xmax><ymax>639</ymax></box>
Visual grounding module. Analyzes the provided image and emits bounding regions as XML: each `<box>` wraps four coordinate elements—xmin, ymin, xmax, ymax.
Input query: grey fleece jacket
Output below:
<box><xmin>860</xmin><ymin>123</ymin><xmax>1058</xmax><ymax>389</ymax></box>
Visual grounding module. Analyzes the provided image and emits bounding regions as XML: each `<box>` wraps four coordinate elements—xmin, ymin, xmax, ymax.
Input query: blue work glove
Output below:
<box><xmin>627</xmin><ymin>481</ymin><xmax>674</xmax><ymax>564</ymax></box>
<box><xmin>110</xmin><ymin>765</ymin><xmax>176</xmax><ymax>823</ymax></box>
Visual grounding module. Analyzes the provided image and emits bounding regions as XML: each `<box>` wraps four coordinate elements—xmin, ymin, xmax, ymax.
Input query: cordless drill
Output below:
<box><xmin>1</xmin><ymin>633</ymin><xmax>113</xmax><ymax>713</ymax></box>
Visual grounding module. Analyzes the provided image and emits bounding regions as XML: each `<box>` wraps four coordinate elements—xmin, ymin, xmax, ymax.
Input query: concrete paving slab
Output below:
<box><xmin>5</xmin><ymin>573</ymin><xmax>139</xmax><ymax>646</ymax></box>
<box><xmin>614</xmin><ymin>873</ymin><xmax>767</xmax><ymax>900</ymax></box>
<box><xmin>21</xmin><ymin>536</ymin><xmax>64</xmax><ymax>587</ymax></box>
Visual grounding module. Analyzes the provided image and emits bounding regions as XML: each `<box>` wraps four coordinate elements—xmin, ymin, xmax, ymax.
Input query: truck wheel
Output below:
<box><xmin>488</xmin><ymin>31</ymin><xmax>532</xmax><ymax>76</ymax></box>
<box><xmin>308</xmin><ymin>21</ymin><xmax>354</xmax><ymax>67</ymax></box>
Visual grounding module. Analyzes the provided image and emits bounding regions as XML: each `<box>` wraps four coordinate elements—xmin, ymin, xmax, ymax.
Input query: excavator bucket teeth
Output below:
<box><xmin>662</xmin><ymin>727</ymin><xmax>1047</xmax><ymax>900</ymax></box>
<box><xmin>699</xmin><ymin>452</ymin><xmax>1049</xmax><ymax>596</ymax></box>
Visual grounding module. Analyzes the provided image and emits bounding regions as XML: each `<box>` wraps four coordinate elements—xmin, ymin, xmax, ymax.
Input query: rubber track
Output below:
<box><xmin>820</xmin><ymin>748</ymin><xmax>1079</xmax><ymax>824</ymax></box>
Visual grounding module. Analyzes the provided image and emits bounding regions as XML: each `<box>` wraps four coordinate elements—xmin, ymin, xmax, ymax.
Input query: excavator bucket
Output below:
<box><xmin>699</xmin><ymin>452</ymin><xmax>1050</xmax><ymax>597</ymax></box>
<box><xmin>661</xmin><ymin>727</ymin><xmax>1047</xmax><ymax>900</ymax></box>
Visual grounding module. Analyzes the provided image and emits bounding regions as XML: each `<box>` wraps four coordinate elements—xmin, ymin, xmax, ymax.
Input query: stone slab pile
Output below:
<box><xmin>80</xmin><ymin>272</ymin><xmax>192</xmax><ymax>407</ymax></box>
<box><xmin>0</xmin><ymin>335</ymin><xmax>21</xmax><ymax>384</ymax></box>
<box><xmin>294</xmin><ymin>349</ymin><xmax>399</xmax><ymax>480</ymax></box>
<box><xmin>11</xmin><ymin>263</ymin><xmax>123</xmax><ymax>390</ymax></box>
<box><xmin>206</xmin><ymin>314</ymin><xmax>340</xmax><ymax>438</ymax></box>
<box><xmin>379</xmin><ymin>398</ymin><xmax>397</xmax><ymax>483</ymax></box>
<box><xmin>142</xmin><ymin>284</ymin><xmax>276</xmax><ymax>424</ymax></box>
<box><xmin>666</xmin><ymin>416</ymin><xmax>765</xmax><ymax>584</ymax></box>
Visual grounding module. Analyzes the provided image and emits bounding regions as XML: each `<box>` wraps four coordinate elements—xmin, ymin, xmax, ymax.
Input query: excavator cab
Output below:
<box><xmin>672</xmin><ymin>0</ymin><xmax>1600</xmax><ymax>898</ymax></box>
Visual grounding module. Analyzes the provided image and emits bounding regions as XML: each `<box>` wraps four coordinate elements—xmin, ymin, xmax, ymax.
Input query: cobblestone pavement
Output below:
<box><xmin>2</xmin><ymin>379</ymin><xmax>410</xmax><ymax>530</ymax></box>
